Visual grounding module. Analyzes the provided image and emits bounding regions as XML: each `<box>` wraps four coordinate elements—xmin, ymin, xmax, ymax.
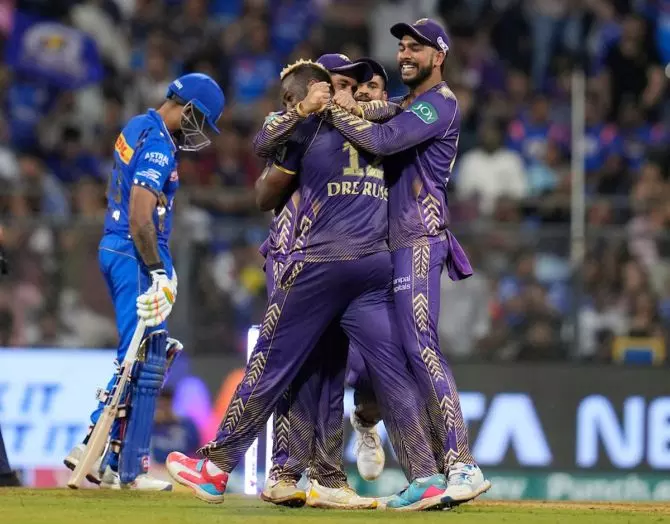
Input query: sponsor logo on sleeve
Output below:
<box><xmin>135</xmin><ymin>168</ymin><xmax>162</xmax><ymax>184</ymax></box>
<box><xmin>409</xmin><ymin>101</ymin><xmax>438</xmax><ymax>124</ymax></box>
<box><xmin>115</xmin><ymin>134</ymin><xmax>134</xmax><ymax>164</ymax></box>
<box><xmin>144</xmin><ymin>151</ymin><xmax>170</xmax><ymax>167</ymax></box>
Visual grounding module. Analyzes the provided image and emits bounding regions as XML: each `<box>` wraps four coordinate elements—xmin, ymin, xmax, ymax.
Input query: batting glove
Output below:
<box><xmin>137</xmin><ymin>269</ymin><xmax>176</xmax><ymax>326</ymax></box>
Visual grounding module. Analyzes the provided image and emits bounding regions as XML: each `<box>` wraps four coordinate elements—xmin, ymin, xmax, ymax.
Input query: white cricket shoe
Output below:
<box><xmin>63</xmin><ymin>443</ymin><xmax>102</xmax><ymax>485</ymax></box>
<box><xmin>260</xmin><ymin>478</ymin><xmax>306</xmax><ymax>507</ymax></box>
<box><xmin>441</xmin><ymin>463</ymin><xmax>491</xmax><ymax>504</ymax></box>
<box><xmin>306</xmin><ymin>479</ymin><xmax>378</xmax><ymax>510</ymax></box>
<box><xmin>351</xmin><ymin>411</ymin><xmax>385</xmax><ymax>481</ymax></box>
<box><xmin>100</xmin><ymin>466</ymin><xmax>173</xmax><ymax>491</ymax></box>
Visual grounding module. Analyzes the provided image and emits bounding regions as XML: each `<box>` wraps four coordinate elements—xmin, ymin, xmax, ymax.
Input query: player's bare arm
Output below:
<box><xmin>255</xmin><ymin>163</ymin><xmax>296</xmax><ymax>212</ymax></box>
<box><xmin>129</xmin><ymin>185</ymin><xmax>161</xmax><ymax>268</ymax></box>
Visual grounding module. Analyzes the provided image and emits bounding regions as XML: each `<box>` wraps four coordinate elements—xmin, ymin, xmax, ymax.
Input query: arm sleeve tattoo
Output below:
<box><xmin>132</xmin><ymin>220</ymin><xmax>161</xmax><ymax>267</ymax></box>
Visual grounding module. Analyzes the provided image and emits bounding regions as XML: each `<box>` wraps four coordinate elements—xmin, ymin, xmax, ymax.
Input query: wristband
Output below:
<box><xmin>147</xmin><ymin>262</ymin><xmax>164</xmax><ymax>272</ymax></box>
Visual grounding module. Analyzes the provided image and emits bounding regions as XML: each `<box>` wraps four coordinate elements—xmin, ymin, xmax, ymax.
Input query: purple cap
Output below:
<box><xmin>316</xmin><ymin>54</ymin><xmax>373</xmax><ymax>83</ymax></box>
<box><xmin>390</xmin><ymin>18</ymin><xmax>450</xmax><ymax>54</ymax></box>
<box><xmin>354</xmin><ymin>57</ymin><xmax>389</xmax><ymax>87</ymax></box>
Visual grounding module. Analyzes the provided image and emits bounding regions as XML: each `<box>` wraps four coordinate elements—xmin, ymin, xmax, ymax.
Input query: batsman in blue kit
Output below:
<box><xmin>63</xmin><ymin>73</ymin><xmax>224</xmax><ymax>490</ymax></box>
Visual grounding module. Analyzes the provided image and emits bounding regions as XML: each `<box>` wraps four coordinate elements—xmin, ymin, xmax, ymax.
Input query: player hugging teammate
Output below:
<box><xmin>166</xmin><ymin>18</ymin><xmax>490</xmax><ymax>511</ymax></box>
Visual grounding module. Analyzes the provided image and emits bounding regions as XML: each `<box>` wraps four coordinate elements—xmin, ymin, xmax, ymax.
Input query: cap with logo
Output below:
<box><xmin>166</xmin><ymin>73</ymin><xmax>225</xmax><ymax>134</ymax></box>
<box><xmin>390</xmin><ymin>18</ymin><xmax>450</xmax><ymax>54</ymax></box>
<box><xmin>354</xmin><ymin>57</ymin><xmax>389</xmax><ymax>87</ymax></box>
<box><xmin>316</xmin><ymin>54</ymin><xmax>373</xmax><ymax>83</ymax></box>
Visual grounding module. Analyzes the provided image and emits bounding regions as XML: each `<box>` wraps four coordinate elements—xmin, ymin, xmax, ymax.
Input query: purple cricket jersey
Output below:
<box><xmin>274</xmin><ymin>117</ymin><xmax>389</xmax><ymax>262</ymax></box>
<box><xmin>261</xmin><ymin>190</ymin><xmax>300</xmax><ymax>264</ymax></box>
<box><xmin>327</xmin><ymin>82</ymin><xmax>460</xmax><ymax>251</ymax></box>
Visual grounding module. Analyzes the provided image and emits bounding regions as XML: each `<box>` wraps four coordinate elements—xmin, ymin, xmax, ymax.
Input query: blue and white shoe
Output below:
<box><xmin>441</xmin><ymin>463</ymin><xmax>491</xmax><ymax>505</ymax></box>
<box><xmin>382</xmin><ymin>474</ymin><xmax>447</xmax><ymax>511</ymax></box>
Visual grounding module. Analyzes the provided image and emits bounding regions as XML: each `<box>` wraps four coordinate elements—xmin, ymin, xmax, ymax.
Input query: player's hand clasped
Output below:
<box><xmin>332</xmin><ymin>90</ymin><xmax>362</xmax><ymax>116</ymax></box>
<box><xmin>136</xmin><ymin>269</ymin><xmax>177</xmax><ymax>326</ymax></box>
<box><xmin>298</xmin><ymin>81</ymin><xmax>331</xmax><ymax>115</ymax></box>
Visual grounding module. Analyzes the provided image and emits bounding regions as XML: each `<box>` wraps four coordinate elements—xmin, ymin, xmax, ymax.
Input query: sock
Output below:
<box><xmin>205</xmin><ymin>460</ymin><xmax>226</xmax><ymax>476</ymax></box>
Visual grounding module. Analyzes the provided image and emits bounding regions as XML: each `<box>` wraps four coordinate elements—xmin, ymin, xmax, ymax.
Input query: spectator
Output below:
<box><xmin>526</xmin><ymin>0</ymin><xmax>572</xmax><ymax>89</ymax></box>
<box><xmin>526</xmin><ymin>140</ymin><xmax>567</xmax><ymax>197</ymax></box>
<box><xmin>46</xmin><ymin>127</ymin><xmax>101</xmax><ymax>185</ymax></box>
<box><xmin>506</xmin><ymin>93</ymin><xmax>568</xmax><ymax>165</ymax></box>
<box><xmin>618</xmin><ymin>100</ymin><xmax>667</xmax><ymax>173</ymax></box>
<box><xmin>627</xmin><ymin>290</ymin><xmax>664</xmax><ymax>338</ymax></box>
<box><xmin>133</xmin><ymin>44</ymin><xmax>173</xmax><ymax>112</ymax></box>
<box><xmin>601</xmin><ymin>14</ymin><xmax>666</xmax><ymax>121</ymax></box>
<box><xmin>169</xmin><ymin>0</ymin><xmax>218</xmax><ymax>63</ymax></box>
<box><xmin>456</xmin><ymin>119</ymin><xmax>528</xmax><ymax>215</ymax></box>
<box><xmin>583</xmin><ymin>92</ymin><xmax>623</xmax><ymax>177</ymax></box>
<box><xmin>12</xmin><ymin>151</ymin><xmax>70</xmax><ymax>220</ymax></box>
<box><xmin>270</xmin><ymin>0</ymin><xmax>320</xmax><ymax>59</ymax></box>
<box><xmin>230</xmin><ymin>17</ymin><xmax>281</xmax><ymax>107</ymax></box>
<box><xmin>439</xmin><ymin>251</ymin><xmax>491</xmax><ymax>360</ymax></box>
<box><xmin>578</xmin><ymin>289</ymin><xmax>627</xmax><ymax>359</ymax></box>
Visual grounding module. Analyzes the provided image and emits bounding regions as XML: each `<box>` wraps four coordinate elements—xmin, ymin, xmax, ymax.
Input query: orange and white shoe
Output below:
<box><xmin>165</xmin><ymin>452</ymin><xmax>228</xmax><ymax>503</ymax></box>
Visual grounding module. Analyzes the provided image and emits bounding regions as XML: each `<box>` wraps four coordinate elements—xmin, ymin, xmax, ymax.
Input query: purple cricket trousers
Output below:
<box><xmin>201</xmin><ymin>252</ymin><xmax>438</xmax><ymax>481</ymax></box>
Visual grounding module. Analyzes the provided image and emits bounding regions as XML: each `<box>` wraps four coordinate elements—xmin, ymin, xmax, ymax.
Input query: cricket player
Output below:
<box><xmin>325</xmin><ymin>19</ymin><xmax>491</xmax><ymax>504</ymax></box>
<box><xmin>64</xmin><ymin>73</ymin><xmax>225</xmax><ymax>490</ymax></box>
<box><xmin>0</xmin><ymin>226</ymin><xmax>18</xmax><ymax>488</ymax></box>
<box><xmin>255</xmin><ymin>55</ymin><xmax>386</xmax><ymax>508</ymax></box>
<box><xmin>0</xmin><ymin>426</ymin><xmax>19</xmax><ymax>487</ymax></box>
<box><xmin>345</xmin><ymin>57</ymin><xmax>390</xmax><ymax>480</ymax></box>
<box><xmin>166</xmin><ymin>60</ymin><xmax>453</xmax><ymax>512</ymax></box>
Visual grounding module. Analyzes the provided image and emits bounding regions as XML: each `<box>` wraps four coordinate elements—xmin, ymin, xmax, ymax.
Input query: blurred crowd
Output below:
<box><xmin>0</xmin><ymin>0</ymin><xmax>669</xmax><ymax>363</ymax></box>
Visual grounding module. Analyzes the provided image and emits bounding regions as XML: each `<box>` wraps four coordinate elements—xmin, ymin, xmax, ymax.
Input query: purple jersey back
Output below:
<box><xmin>274</xmin><ymin>119</ymin><xmax>388</xmax><ymax>262</ymax></box>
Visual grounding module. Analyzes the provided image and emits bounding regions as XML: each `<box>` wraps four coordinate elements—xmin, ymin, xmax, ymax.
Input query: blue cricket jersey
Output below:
<box><xmin>103</xmin><ymin>109</ymin><xmax>179</xmax><ymax>247</ymax></box>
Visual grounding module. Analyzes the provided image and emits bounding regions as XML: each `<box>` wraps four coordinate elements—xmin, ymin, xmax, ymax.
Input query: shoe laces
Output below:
<box><xmin>361</xmin><ymin>432</ymin><xmax>380</xmax><ymax>450</ymax></box>
<box><xmin>448</xmin><ymin>465</ymin><xmax>475</xmax><ymax>484</ymax></box>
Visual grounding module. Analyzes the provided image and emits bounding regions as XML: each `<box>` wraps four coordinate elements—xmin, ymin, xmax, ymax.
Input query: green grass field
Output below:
<box><xmin>3</xmin><ymin>489</ymin><xmax>670</xmax><ymax>524</ymax></box>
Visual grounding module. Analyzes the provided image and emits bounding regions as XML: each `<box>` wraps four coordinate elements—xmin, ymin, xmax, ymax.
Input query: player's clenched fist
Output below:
<box><xmin>333</xmin><ymin>90</ymin><xmax>362</xmax><ymax>116</ymax></box>
<box><xmin>136</xmin><ymin>269</ymin><xmax>177</xmax><ymax>326</ymax></box>
<box><xmin>299</xmin><ymin>81</ymin><xmax>331</xmax><ymax>114</ymax></box>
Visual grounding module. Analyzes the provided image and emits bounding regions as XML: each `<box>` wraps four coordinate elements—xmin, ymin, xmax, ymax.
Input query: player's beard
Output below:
<box><xmin>355</xmin><ymin>93</ymin><xmax>371</xmax><ymax>102</ymax></box>
<box><xmin>401</xmin><ymin>60</ymin><xmax>433</xmax><ymax>89</ymax></box>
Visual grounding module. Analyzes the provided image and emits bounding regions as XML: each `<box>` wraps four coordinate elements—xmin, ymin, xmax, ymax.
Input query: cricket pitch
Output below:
<box><xmin>3</xmin><ymin>489</ymin><xmax>670</xmax><ymax>523</ymax></box>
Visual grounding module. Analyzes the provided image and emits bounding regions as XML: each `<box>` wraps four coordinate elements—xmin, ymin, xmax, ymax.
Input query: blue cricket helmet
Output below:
<box><xmin>166</xmin><ymin>73</ymin><xmax>225</xmax><ymax>134</ymax></box>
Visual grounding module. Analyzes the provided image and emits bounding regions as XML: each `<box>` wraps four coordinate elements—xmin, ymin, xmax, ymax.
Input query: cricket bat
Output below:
<box><xmin>67</xmin><ymin>320</ymin><xmax>146</xmax><ymax>489</ymax></box>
